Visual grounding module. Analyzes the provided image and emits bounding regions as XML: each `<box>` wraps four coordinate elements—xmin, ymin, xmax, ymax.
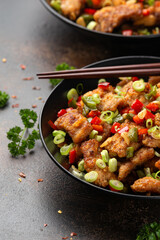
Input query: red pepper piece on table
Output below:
<box><xmin>122</xmin><ymin>30</ymin><xmax>133</xmax><ymax>36</ymax></box>
<box><xmin>133</xmin><ymin>115</ymin><xmax>144</xmax><ymax>124</ymax></box>
<box><xmin>48</xmin><ymin>120</ymin><xmax>57</xmax><ymax>130</ymax></box>
<box><xmin>98</xmin><ymin>82</ymin><xmax>110</xmax><ymax>90</ymax></box>
<box><xmin>146</xmin><ymin>102</ymin><xmax>159</xmax><ymax>112</ymax></box>
<box><xmin>69</xmin><ymin>149</ymin><xmax>76</xmax><ymax>164</ymax></box>
<box><xmin>118</xmin><ymin>126</ymin><xmax>129</xmax><ymax>134</ymax></box>
<box><xmin>92</xmin><ymin>124</ymin><xmax>103</xmax><ymax>132</ymax></box>
<box><xmin>131</xmin><ymin>99</ymin><xmax>144</xmax><ymax>113</ymax></box>
<box><xmin>111</xmin><ymin>122</ymin><xmax>121</xmax><ymax>134</ymax></box>
<box><xmin>145</xmin><ymin>110</ymin><xmax>155</xmax><ymax>120</ymax></box>
<box><xmin>84</xmin><ymin>8</ymin><xmax>97</xmax><ymax>15</ymax></box>
<box><xmin>57</xmin><ymin>109</ymin><xmax>67</xmax><ymax>117</ymax></box>
<box><xmin>87</xmin><ymin>110</ymin><xmax>101</xmax><ymax>118</ymax></box>
<box><xmin>91</xmin><ymin>116</ymin><xmax>102</xmax><ymax>125</ymax></box>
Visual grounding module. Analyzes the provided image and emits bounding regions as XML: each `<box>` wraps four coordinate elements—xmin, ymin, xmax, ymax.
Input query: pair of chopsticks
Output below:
<box><xmin>37</xmin><ymin>62</ymin><xmax>160</xmax><ymax>79</ymax></box>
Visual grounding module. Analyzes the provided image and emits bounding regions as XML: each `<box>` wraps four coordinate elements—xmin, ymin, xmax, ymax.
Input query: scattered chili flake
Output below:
<box><xmin>38</xmin><ymin>97</ymin><xmax>42</xmax><ymax>100</ymax></box>
<box><xmin>32</xmin><ymin>104</ymin><xmax>37</xmax><ymax>108</ymax></box>
<box><xmin>2</xmin><ymin>58</ymin><xmax>7</xmax><ymax>63</ymax></box>
<box><xmin>38</xmin><ymin>178</ymin><xmax>43</xmax><ymax>182</ymax></box>
<box><xmin>32</xmin><ymin>86</ymin><xmax>41</xmax><ymax>90</ymax></box>
<box><xmin>44</xmin><ymin>224</ymin><xmax>47</xmax><ymax>227</ymax></box>
<box><xmin>62</xmin><ymin>237</ymin><xmax>69</xmax><ymax>240</ymax></box>
<box><xmin>18</xmin><ymin>178</ymin><xmax>22</xmax><ymax>182</ymax></box>
<box><xmin>58</xmin><ymin>210</ymin><xmax>62</xmax><ymax>214</ymax></box>
<box><xmin>11</xmin><ymin>95</ymin><xmax>17</xmax><ymax>99</ymax></box>
<box><xmin>12</xmin><ymin>104</ymin><xmax>19</xmax><ymax>108</ymax></box>
<box><xmin>70</xmin><ymin>232</ymin><xmax>77</xmax><ymax>237</ymax></box>
<box><xmin>19</xmin><ymin>172</ymin><xmax>26</xmax><ymax>178</ymax></box>
<box><xmin>23</xmin><ymin>77</ymin><xmax>34</xmax><ymax>81</ymax></box>
<box><xmin>20</xmin><ymin>64</ymin><xmax>26</xmax><ymax>70</ymax></box>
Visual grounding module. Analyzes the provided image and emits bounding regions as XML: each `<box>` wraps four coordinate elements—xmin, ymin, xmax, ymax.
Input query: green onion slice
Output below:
<box><xmin>109</xmin><ymin>158</ymin><xmax>117</xmax><ymax>172</ymax></box>
<box><xmin>69</xmin><ymin>165</ymin><xmax>84</xmax><ymax>179</ymax></box>
<box><xmin>89</xmin><ymin>130</ymin><xmax>98</xmax><ymax>139</ymax></box>
<box><xmin>82</xmin><ymin>96</ymin><xmax>97</xmax><ymax>109</ymax></box>
<box><xmin>144</xmin><ymin>167</ymin><xmax>151</xmax><ymax>176</ymax></box>
<box><xmin>100</xmin><ymin>111</ymin><xmax>115</xmax><ymax>124</ymax></box>
<box><xmin>126</xmin><ymin>147</ymin><xmax>134</xmax><ymax>158</ymax></box>
<box><xmin>76</xmin><ymin>83</ymin><xmax>83</xmax><ymax>95</ymax></box>
<box><xmin>146</xmin><ymin>118</ymin><xmax>153</xmax><ymax>128</ymax></box>
<box><xmin>95</xmin><ymin>135</ymin><xmax>103</xmax><ymax>142</ymax></box>
<box><xmin>155</xmin><ymin>170</ymin><xmax>160</xmax><ymax>180</ymax></box>
<box><xmin>101</xmin><ymin>150</ymin><xmax>109</xmax><ymax>163</ymax></box>
<box><xmin>98</xmin><ymin>78</ymin><xmax>106</xmax><ymax>83</ymax></box>
<box><xmin>96</xmin><ymin>159</ymin><xmax>106</xmax><ymax>169</ymax></box>
<box><xmin>148</xmin><ymin>126</ymin><xmax>160</xmax><ymax>139</ymax></box>
<box><xmin>92</xmin><ymin>93</ymin><xmax>100</xmax><ymax>104</ymax></box>
<box><xmin>155</xmin><ymin>151</ymin><xmax>160</xmax><ymax>157</ymax></box>
<box><xmin>128</xmin><ymin>128</ymin><xmax>138</xmax><ymax>142</ymax></box>
<box><xmin>84</xmin><ymin>171</ymin><xmax>98</xmax><ymax>183</ymax></box>
<box><xmin>109</xmin><ymin>180</ymin><xmax>124</xmax><ymax>191</ymax></box>
<box><xmin>132</xmin><ymin>79</ymin><xmax>145</xmax><ymax>92</ymax></box>
<box><xmin>145</xmin><ymin>85</ymin><xmax>157</xmax><ymax>100</ymax></box>
<box><xmin>78</xmin><ymin>160</ymin><xmax>85</xmax><ymax>172</ymax></box>
<box><xmin>53</xmin><ymin>134</ymin><xmax>65</xmax><ymax>145</ymax></box>
<box><xmin>60</xmin><ymin>143</ymin><xmax>74</xmax><ymax>156</ymax></box>
<box><xmin>52</xmin><ymin>130</ymin><xmax>66</xmax><ymax>137</ymax></box>
<box><xmin>67</xmin><ymin>88</ymin><xmax>79</xmax><ymax>101</ymax></box>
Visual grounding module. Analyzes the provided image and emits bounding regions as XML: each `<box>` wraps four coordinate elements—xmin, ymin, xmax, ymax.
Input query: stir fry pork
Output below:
<box><xmin>61</xmin><ymin>0</ymin><xmax>85</xmax><ymax>20</ymax></box>
<box><xmin>54</xmin><ymin>109</ymin><xmax>92</xmax><ymax>143</ymax></box>
<box><xmin>131</xmin><ymin>177</ymin><xmax>160</xmax><ymax>194</ymax></box>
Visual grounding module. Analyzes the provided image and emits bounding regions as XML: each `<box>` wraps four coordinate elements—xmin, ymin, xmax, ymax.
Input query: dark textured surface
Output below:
<box><xmin>0</xmin><ymin>0</ymin><xmax>160</xmax><ymax>239</ymax></box>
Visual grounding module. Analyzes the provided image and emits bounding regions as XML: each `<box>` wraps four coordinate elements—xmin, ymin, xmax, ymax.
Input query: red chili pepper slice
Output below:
<box><xmin>131</xmin><ymin>99</ymin><xmax>144</xmax><ymax>113</ymax></box>
<box><xmin>68</xmin><ymin>97</ymin><xmax>73</xmax><ymax>106</ymax></box>
<box><xmin>122</xmin><ymin>30</ymin><xmax>133</xmax><ymax>36</ymax></box>
<box><xmin>92</xmin><ymin>124</ymin><xmax>103</xmax><ymax>132</ymax></box>
<box><xmin>92</xmin><ymin>0</ymin><xmax>101</xmax><ymax>5</ymax></box>
<box><xmin>84</xmin><ymin>8</ymin><xmax>97</xmax><ymax>15</ymax></box>
<box><xmin>133</xmin><ymin>115</ymin><xmax>144</xmax><ymax>124</ymax></box>
<box><xmin>146</xmin><ymin>102</ymin><xmax>159</xmax><ymax>112</ymax></box>
<box><xmin>91</xmin><ymin>116</ymin><xmax>102</xmax><ymax>125</ymax></box>
<box><xmin>98</xmin><ymin>82</ymin><xmax>110</xmax><ymax>90</ymax></box>
<box><xmin>142</xmin><ymin>8</ymin><xmax>150</xmax><ymax>16</ymax></box>
<box><xmin>69</xmin><ymin>149</ymin><xmax>76</xmax><ymax>164</ymax></box>
<box><xmin>118</xmin><ymin>126</ymin><xmax>129</xmax><ymax>134</ymax></box>
<box><xmin>120</xmin><ymin>107</ymin><xmax>131</xmax><ymax>115</ymax></box>
<box><xmin>77</xmin><ymin>96</ymin><xmax>82</xmax><ymax>102</ymax></box>
<box><xmin>145</xmin><ymin>110</ymin><xmax>155</xmax><ymax>120</ymax></box>
<box><xmin>48</xmin><ymin>120</ymin><xmax>57</xmax><ymax>130</ymax></box>
<box><xmin>109</xmin><ymin>186</ymin><xmax>120</xmax><ymax>192</ymax></box>
<box><xmin>138</xmin><ymin>128</ymin><xmax>148</xmax><ymax>135</ymax></box>
<box><xmin>87</xmin><ymin>110</ymin><xmax>101</xmax><ymax>118</ymax></box>
<box><xmin>57</xmin><ymin>109</ymin><xmax>67</xmax><ymax>117</ymax></box>
<box><xmin>111</xmin><ymin>122</ymin><xmax>121</xmax><ymax>134</ymax></box>
<box><xmin>132</xmin><ymin>77</ymin><xmax>139</xmax><ymax>82</ymax></box>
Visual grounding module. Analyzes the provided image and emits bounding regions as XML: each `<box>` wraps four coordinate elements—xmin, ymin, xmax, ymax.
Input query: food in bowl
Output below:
<box><xmin>49</xmin><ymin>0</ymin><xmax>160</xmax><ymax>35</ymax></box>
<box><xmin>48</xmin><ymin>75</ymin><xmax>160</xmax><ymax>196</ymax></box>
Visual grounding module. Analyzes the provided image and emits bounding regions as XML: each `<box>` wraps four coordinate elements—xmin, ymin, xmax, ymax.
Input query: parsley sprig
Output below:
<box><xmin>0</xmin><ymin>91</ymin><xmax>9</xmax><ymax>108</ymax></box>
<box><xmin>136</xmin><ymin>221</ymin><xmax>160</xmax><ymax>240</ymax></box>
<box><xmin>50</xmin><ymin>63</ymin><xmax>75</xmax><ymax>86</ymax></box>
<box><xmin>7</xmin><ymin>109</ymin><xmax>40</xmax><ymax>157</ymax></box>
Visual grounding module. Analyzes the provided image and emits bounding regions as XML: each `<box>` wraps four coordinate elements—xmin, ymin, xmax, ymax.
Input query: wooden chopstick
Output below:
<box><xmin>37</xmin><ymin>63</ymin><xmax>160</xmax><ymax>79</ymax></box>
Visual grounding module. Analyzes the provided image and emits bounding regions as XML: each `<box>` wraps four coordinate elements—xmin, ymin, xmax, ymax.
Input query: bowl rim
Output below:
<box><xmin>39</xmin><ymin>55</ymin><xmax>160</xmax><ymax>199</ymax></box>
<box><xmin>40</xmin><ymin>0</ymin><xmax>160</xmax><ymax>40</ymax></box>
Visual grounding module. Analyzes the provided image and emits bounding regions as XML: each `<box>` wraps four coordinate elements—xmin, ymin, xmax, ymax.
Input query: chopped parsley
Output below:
<box><xmin>0</xmin><ymin>91</ymin><xmax>9</xmax><ymax>108</ymax></box>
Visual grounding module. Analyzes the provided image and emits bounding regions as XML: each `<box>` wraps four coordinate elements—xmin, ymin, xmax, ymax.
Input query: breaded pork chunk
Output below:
<box><xmin>54</xmin><ymin>109</ymin><xmax>92</xmax><ymax>143</ymax></box>
<box><xmin>131</xmin><ymin>177</ymin><xmax>160</xmax><ymax>194</ymax></box>
<box><xmin>61</xmin><ymin>0</ymin><xmax>85</xmax><ymax>20</ymax></box>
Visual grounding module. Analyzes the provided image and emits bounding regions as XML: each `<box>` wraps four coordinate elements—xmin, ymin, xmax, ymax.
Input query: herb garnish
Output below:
<box><xmin>136</xmin><ymin>221</ymin><xmax>160</xmax><ymax>239</ymax></box>
<box><xmin>0</xmin><ymin>91</ymin><xmax>9</xmax><ymax>107</ymax></box>
<box><xmin>50</xmin><ymin>63</ymin><xmax>75</xmax><ymax>86</ymax></box>
<box><xmin>7</xmin><ymin>109</ymin><xmax>39</xmax><ymax>157</ymax></box>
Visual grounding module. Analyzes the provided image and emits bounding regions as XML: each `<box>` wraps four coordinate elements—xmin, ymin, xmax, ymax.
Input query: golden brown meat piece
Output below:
<box><xmin>81</xmin><ymin>139</ymin><xmax>116</xmax><ymax>187</ymax></box>
<box><xmin>54</xmin><ymin>109</ymin><xmax>92</xmax><ymax>143</ymax></box>
<box><xmin>142</xmin><ymin>135</ymin><xmax>160</xmax><ymax>148</ymax></box>
<box><xmin>118</xmin><ymin>147</ymin><xmax>155</xmax><ymax>181</ymax></box>
<box><xmin>131</xmin><ymin>176</ymin><xmax>160</xmax><ymax>194</ymax></box>
<box><xmin>94</xmin><ymin>3</ymin><xmax>142</xmax><ymax>33</ymax></box>
<box><xmin>97</xmin><ymin>92</ymin><xmax>125</xmax><ymax>112</ymax></box>
<box><xmin>149</xmin><ymin>76</ymin><xmax>160</xmax><ymax>86</ymax></box>
<box><xmin>61</xmin><ymin>0</ymin><xmax>85</xmax><ymax>20</ymax></box>
<box><xmin>155</xmin><ymin>113</ymin><xmax>160</xmax><ymax>126</ymax></box>
<box><xmin>101</xmin><ymin>120</ymin><xmax>142</xmax><ymax>158</ymax></box>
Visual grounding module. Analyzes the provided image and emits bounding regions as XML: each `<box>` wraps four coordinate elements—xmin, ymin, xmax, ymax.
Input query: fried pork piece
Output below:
<box><xmin>100</xmin><ymin>120</ymin><xmax>142</xmax><ymax>157</ymax></box>
<box><xmin>142</xmin><ymin>135</ymin><xmax>160</xmax><ymax>148</ymax></box>
<box><xmin>81</xmin><ymin>139</ymin><xmax>116</xmax><ymax>187</ymax></box>
<box><xmin>118</xmin><ymin>147</ymin><xmax>154</xmax><ymax>181</ymax></box>
<box><xmin>131</xmin><ymin>177</ymin><xmax>160</xmax><ymax>194</ymax></box>
<box><xmin>122</xmin><ymin>81</ymin><xmax>149</xmax><ymax>107</ymax></box>
<box><xmin>94</xmin><ymin>3</ymin><xmax>142</xmax><ymax>33</ymax></box>
<box><xmin>97</xmin><ymin>92</ymin><xmax>125</xmax><ymax>112</ymax></box>
<box><xmin>155</xmin><ymin>113</ymin><xmax>160</xmax><ymax>126</ymax></box>
<box><xmin>61</xmin><ymin>0</ymin><xmax>85</xmax><ymax>20</ymax></box>
<box><xmin>149</xmin><ymin>76</ymin><xmax>160</xmax><ymax>86</ymax></box>
<box><xmin>54</xmin><ymin>109</ymin><xmax>92</xmax><ymax>143</ymax></box>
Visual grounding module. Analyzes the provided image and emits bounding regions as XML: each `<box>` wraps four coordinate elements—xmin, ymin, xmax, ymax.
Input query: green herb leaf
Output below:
<box><xmin>19</xmin><ymin>109</ymin><xmax>38</xmax><ymax>128</ymax></box>
<box><xmin>136</xmin><ymin>221</ymin><xmax>160</xmax><ymax>240</ymax></box>
<box><xmin>0</xmin><ymin>91</ymin><xmax>9</xmax><ymax>108</ymax></box>
<box><xmin>50</xmin><ymin>63</ymin><xmax>75</xmax><ymax>86</ymax></box>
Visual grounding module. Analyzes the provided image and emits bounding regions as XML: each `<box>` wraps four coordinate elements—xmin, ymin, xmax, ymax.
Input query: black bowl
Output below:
<box><xmin>39</xmin><ymin>55</ymin><xmax>160</xmax><ymax>199</ymax></box>
<box><xmin>40</xmin><ymin>0</ymin><xmax>160</xmax><ymax>43</ymax></box>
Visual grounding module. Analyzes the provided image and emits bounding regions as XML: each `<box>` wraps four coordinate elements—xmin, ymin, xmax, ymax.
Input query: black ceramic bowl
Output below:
<box><xmin>40</xmin><ymin>0</ymin><xmax>160</xmax><ymax>43</ymax></box>
<box><xmin>39</xmin><ymin>56</ymin><xmax>160</xmax><ymax>199</ymax></box>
